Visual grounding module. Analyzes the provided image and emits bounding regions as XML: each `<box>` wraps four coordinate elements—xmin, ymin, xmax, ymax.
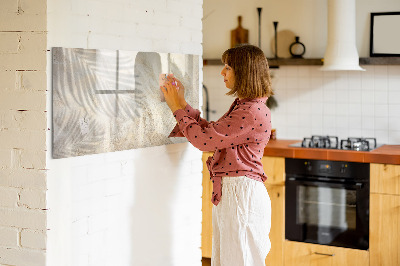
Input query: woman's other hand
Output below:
<box><xmin>174</xmin><ymin>77</ymin><xmax>187</xmax><ymax>108</ymax></box>
<box><xmin>161</xmin><ymin>76</ymin><xmax>185</xmax><ymax>113</ymax></box>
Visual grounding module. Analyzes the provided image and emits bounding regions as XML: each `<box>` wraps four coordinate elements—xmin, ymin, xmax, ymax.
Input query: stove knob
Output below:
<box><xmin>305</xmin><ymin>162</ymin><xmax>312</xmax><ymax>171</ymax></box>
<box><xmin>340</xmin><ymin>164</ymin><xmax>347</xmax><ymax>174</ymax></box>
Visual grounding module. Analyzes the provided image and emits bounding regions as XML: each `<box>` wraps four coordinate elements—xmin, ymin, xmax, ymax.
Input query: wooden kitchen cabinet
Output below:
<box><xmin>370</xmin><ymin>163</ymin><xmax>400</xmax><ymax>266</ymax></box>
<box><xmin>201</xmin><ymin>154</ymin><xmax>286</xmax><ymax>266</ymax></box>
<box><xmin>202</xmin><ymin>152</ymin><xmax>213</xmax><ymax>258</ymax></box>
<box><xmin>261</xmin><ymin>156</ymin><xmax>285</xmax><ymax>186</ymax></box>
<box><xmin>284</xmin><ymin>241</ymin><xmax>369</xmax><ymax>266</ymax></box>
<box><xmin>264</xmin><ymin>184</ymin><xmax>285</xmax><ymax>266</ymax></box>
<box><xmin>262</xmin><ymin>156</ymin><xmax>285</xmax><ymax>266</ymax></box>
<box><xmin>370</xmin><ymin>163</ymin><xmax>400</xmax><ymax>195</ymax></box>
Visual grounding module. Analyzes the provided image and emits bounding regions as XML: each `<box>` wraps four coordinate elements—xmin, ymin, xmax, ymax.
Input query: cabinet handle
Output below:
<box><xmin>314</xmin><ymin>252</ymin><xmax>335</xmax><ymax>257</ymax></box>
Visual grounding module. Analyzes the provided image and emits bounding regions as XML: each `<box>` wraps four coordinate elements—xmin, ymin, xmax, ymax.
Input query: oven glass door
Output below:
<box><xmin>286</xmin><ymin>179</ymin><xmax>369</xmax><ymax>250</ymax></box>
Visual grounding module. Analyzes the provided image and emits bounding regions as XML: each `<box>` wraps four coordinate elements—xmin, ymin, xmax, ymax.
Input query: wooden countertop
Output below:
<box><xmin>263</xmin><ymin>139</ymin><xmax>400</xmax><ymax>165</ymax></box>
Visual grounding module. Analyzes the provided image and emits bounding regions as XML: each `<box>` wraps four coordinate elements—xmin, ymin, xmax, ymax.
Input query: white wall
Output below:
<box><xmin>203</xmin><ymin>0</ymin><xmax>400</xmax><ymax>58</ymax></box>
<box><xmin>203</xmin><ymin>0</ymin><xmax>400</xmax><ymax>145</ymax></box>
<box><xmin>0</xmin><ymin>1</ymin><xmax>48</xmax><ymax>265</ymax></box>
<box><xmin>46</xmin><ymin>0</ymin><xmax>203</xmax><ymax>266</ymax></box>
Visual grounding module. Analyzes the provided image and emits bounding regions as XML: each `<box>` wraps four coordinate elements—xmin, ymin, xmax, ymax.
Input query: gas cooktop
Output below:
<box><xmin>289</xmin><ymin>135</ymin><xmax>383</xmax><ymax>151</ymax></box>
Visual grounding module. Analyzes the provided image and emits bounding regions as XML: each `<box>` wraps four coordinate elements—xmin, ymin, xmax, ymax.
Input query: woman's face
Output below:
<box><xmin>220</xmin><ymin>64</ymin><xmax>235</xmax><ymax>89</ymax></box>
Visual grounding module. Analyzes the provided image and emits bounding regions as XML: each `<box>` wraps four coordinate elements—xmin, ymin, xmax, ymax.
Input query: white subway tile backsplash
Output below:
<box><xmin>298</xmin><ymin>67</ymin><xmax>311</xmax><ymax>78</ymax></box>
<box><xmin>375</xmin><ymin>104</ymin><xmax>389</xmax><ymax>117</ymax></box>
<box><xmin>323</xmin><ymin>87</ymin><xmax>336</xmax><ymax>103</ymax></box>
<box><xmin>388</xmin><ymin>131</ymin><xmax>400</xmax><ymax>143</ymax></box>
<box><xmin>285</xmin><ymin>66</ymin><xmax>298</xmax><ymax>77</ymax></box>
<box><xmin>361</xmin><ymin>104</ymin><xmax>375</xmax><ymax>117</ymax></box>
<box><xmin>362</xmin><ymin>116</ymin><xmax>375</xmax><ymax>130</ymax></box>
<box><xmin>388</xmin><ymin>76</ymin><xmax>400</xmax><ymax>91</ymax></box>
<box><xmin>323</xmin><ymin>115</ymin><xmax>336</xmax><ymax>129</ymax></box>
<box><xmin>322</xmin><ymin>70</ymin><xmax>335</xmax><ymax>78</ymax></box>
<box><xmin>287</xmin><ymin>113</ymin><xmax>300</xmax><ymax>127</ymax></box>
<box><xmin>204</xmin><ymin>65</ymin><xmax>400</xmax><ymax>144</ymax></box>
<box><xmin>348</xmin><ymin>116</ymin><xmax>362</xmax><ymax>129</ymax></box>
<box><xmin>374</xmin><ymin>117</ymin><xmax>389</xmax><ymax>131</ymax></box>
<box><xmin>335</xmin><ymin>72</ymin><xmax>349</xmax><ymax>90</ymax></box>
<box><xmin>348</xmin><ymin>90</ymin><xmax>362</xmax><ymax>103</ymax></box>
<box><xmin>310</xmin><ymin>77</ymin><xmax>324</xmax><ymax>90</ymax></box>
<box><xmin>374</xmin><ymin>90</ymin><xmax>388</xmax><ymax>104</ymax></box>
<box><xmin>273</xmin><ymin>76</ymin><xmax>287</xmax><ymax>90</ymax></box>
<box><xmin>348</xmin><ymin>71</ymin><xmax>362</xmax><ymax>90</ymax></box>
<box><xmin>349</xmin><ymin>128</ymin><xmax>362</xmax><ymax>137</ymax></box>
<box><xmin>388</xmin><ymin>65</ymin><xmax>400</xmax><ymax>76</ymax></box>
<box><xmin>336</xmin><ymin>103</ymin><xmax>349</xmax><ymax>116</ymax></box>
<box><xmin>336</xmin><ymin>115</ymin><xmax>348</xmax><ymax>129</ymax></box>
<box><xmin>298</xmin><ymin>77</ymin><xmax>311</xmax><ymax>89</ymax></box>
<box><xmin>388</xmin><ymin>104</ymin><xmax>400</xmax><ymax>117</ymax></box>
<box><xmin>388</xmin><ymin>91</ymin><xmax>400</xmax><ymax>104</ymax></box>
<box><xmin>361</xmin><ymin>90</ymin><xmax>375</xmax><ymax>104</ymax></box>
<box><xmin>374</xmin><ymin>77</ymin><xmax>388</xmax><ymax>91</ymax></box>
<box><xmin>374</xmin><ymin>130</ymin><xmax>389</xmax><ymax>144</ymax></box>
<box><xmin>311</xmin><ymin>114</ymin><xmax>324</xmax><ymax>128</ymax></box>
<box><xmin>389</xmin><ymin>117</ymin><xmax>400</xmax><ymax>131</ymax></box>
<box><xmin>374</xmin><ymin>65</ymin><xmax>388</xmax><ymax>77</ymax></box>
<box><xmin>362</xmin><ymin>65</ymin><xmax>375</xmax><ymax>74</ymax></box>
<box><xmin>336</xmin><ymin>90</ymin><xmax>349</xmax><ymax>103</ymax></box>
<box><xmin>297</xmin><ymin>102</ymin><xmax>312</xmax><ymax>115</ymax></box>
<box><xmin>311</xmin><ymin>87</ymin><xmax>323</xmax><ymax>101</ymax></box>
<box><xmin>323</xmin><ymin>103</ymin><xmax>336</xmax><ymax>115</ymax></box>
<box><xmin>298</xmin><ymin>89</ymin><xmax>313</xmax><ymax>103</ymax></box>
<box><xmin>362</xmin><ymin>129</ymin><xmax>376</xmax><ymax>138</ymax></box>
<box><xmin>286</xmin><ymin>77</ymin><xmax>299</xmax><ymax>89</ymax></box>
<box><xmin>311</xmin><ymin>128</ymin><xmax>324</xmax><ymax>136</ymax></box>
<box><xmin>310</xmin><ymin>66</ymin><xmax>324</xmax><ymax>77</ymax></box>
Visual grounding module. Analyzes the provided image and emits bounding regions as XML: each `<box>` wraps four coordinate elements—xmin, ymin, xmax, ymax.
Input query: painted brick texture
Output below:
<box><xmin>46</xmin><ymin>0</ymin><xmax>203</xmax><ymax>265</ymax></box>
<box><xmin>0</xmin><ymin>0</ymin><xmax>47</xmax><ymax>265</ymax></box>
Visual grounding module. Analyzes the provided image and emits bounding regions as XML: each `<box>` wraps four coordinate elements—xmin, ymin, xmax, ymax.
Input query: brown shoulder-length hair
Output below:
<box><xmin>221</xmin><ymin>44</ymin><xmax>273</xmax><ymax>99</ymax></box>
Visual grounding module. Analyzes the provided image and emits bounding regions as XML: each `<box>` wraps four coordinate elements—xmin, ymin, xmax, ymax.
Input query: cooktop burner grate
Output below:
<box><xmin>291</xmin><ymin>136</ymin><xmax>379</xmax><ymax>151</ymax></box>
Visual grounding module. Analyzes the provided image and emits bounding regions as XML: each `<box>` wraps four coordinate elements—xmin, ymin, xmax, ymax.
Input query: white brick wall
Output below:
<box><xmin>46</xmin><ymin>1</ymin><xmax>203</xmax><ymax>266</ymax></box>
<box><xmin>0</xmin><ymin>0</ymin><xmax>48</xmax><ymax>265</ymax></box>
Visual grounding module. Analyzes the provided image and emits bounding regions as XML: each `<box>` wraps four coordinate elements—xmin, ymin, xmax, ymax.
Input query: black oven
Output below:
<box><xmin>285</xmin><ymin>158</ymin><xmax>369</xmax><ymax>250</ymax></box>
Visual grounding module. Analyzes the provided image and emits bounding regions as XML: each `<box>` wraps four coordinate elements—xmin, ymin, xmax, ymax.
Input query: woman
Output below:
<box><xmin>161</xmin><ymin>44</ymin><xmax>273</xmax><ymax>266</ymax></box>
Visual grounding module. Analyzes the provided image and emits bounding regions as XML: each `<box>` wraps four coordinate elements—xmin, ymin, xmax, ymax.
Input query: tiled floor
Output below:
<box><xmin>202</xmin><ymin>257</ymin><xmax>211</xmax><ymax>266</ymax></box>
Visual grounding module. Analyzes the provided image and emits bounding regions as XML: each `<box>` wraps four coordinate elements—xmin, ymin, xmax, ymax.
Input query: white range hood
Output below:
<box><xmin>320</xmin><ymin>0</ymin><xmax>365</xmax><ymax>71</ymax></box>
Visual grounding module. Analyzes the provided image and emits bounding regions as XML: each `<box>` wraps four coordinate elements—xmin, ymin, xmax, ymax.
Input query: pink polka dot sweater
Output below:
<box><xmin>169</xmin><ymin>97</ymin><xmax>272</xmax><ymax>206</ymax></box>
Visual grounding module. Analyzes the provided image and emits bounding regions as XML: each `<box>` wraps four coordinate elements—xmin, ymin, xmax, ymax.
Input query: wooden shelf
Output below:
<box><xmin>203</xmin><ymin>57</ymin><xmax>400</xmax><ymax>67</ymax></box>
<box><xmin>268</xmin><ymin>58</ymin><xmax>323</xmax><ymax>67</ymax></box>
<box><xmin>203</xmin><ymin>58</ymin><xmax>323</xmax><ymax>67</ymax></box>
<box><xmin>359</xmin><ymin>57</ymin><xmax>400</xmax><ymax>65</ymax></box>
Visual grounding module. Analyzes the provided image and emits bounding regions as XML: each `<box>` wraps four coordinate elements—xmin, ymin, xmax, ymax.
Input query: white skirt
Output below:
<box><xmin>211</xmin><ymin>176</ymin><xmax>271</xmax><ymax>266</ymax></box>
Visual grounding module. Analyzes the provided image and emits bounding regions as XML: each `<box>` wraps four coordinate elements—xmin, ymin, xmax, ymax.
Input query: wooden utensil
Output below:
<box><xmin>231</xmin><ymin>16</ymin><xmax>249</xmax><ymax>48</ymax></box>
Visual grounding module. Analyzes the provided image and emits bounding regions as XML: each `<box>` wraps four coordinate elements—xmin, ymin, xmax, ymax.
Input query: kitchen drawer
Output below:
<box><xmin>284</xmin><ymin>240</ymin><xmax>369</xmax><ymax>266</ymax></box>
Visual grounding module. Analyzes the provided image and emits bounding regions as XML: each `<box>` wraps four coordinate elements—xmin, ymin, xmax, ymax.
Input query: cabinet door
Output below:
<box><xmin>264</xmin><ymin>184</ymin><xmax>284</xmax><ymax>266</ymax></box>
<box><xmin>261</xmin><ymin>156</ymin><xmax>285</xmax><ymax>185</ymax></box>
<box><xmin>202</xmin><ymin>152</ymin><xmax>213</xmax><ymax>258</ymax></box>
<box><xmin>370</xmin><ymin>193</ymin><xmax>400</xmax><ymax>266</ymax></box>
<box><xmin>284</xmin><ymin>241</ymin><xmax>369</xmax><ymax>266</ymax></box>
<box><xmin>370</xmin><ymin>163</ymin><xmax>400</xmax><ymax>195</ymax></box>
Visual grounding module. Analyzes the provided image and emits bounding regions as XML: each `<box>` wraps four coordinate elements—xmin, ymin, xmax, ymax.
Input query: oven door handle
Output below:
<box><xmin>287</xmin><ymin>177</ymin><xmax>364</xmax><ymax>189</ymax></box>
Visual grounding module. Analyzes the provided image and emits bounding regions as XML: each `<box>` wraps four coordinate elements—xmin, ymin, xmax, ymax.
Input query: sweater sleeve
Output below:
<box><xmin>172</xmin><ymin>106</ymin><xmax>257</xmax><ymax>152</ymax></box>
<box><xmin>168</xmin><ymin>104</ymin><xmax>211</xmax><ymax>137</ymax></box>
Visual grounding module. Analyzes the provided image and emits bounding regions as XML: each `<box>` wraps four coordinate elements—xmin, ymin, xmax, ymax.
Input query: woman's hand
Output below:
<box><xmin>161</xmin><ymin>76</ymin><xmax>185</xmax><ymax>113</ymax></box>
<box><xmin>174</xmin><ymin>78</ymin><xmax>187</xmax><ymax>108</ymax></box>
